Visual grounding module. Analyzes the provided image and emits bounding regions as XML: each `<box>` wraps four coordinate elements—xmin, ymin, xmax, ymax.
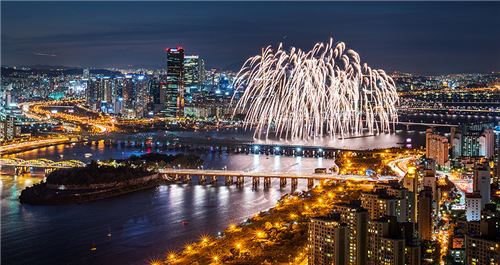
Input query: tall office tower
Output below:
<box><xmin>426</xmin><ymin>128</ymin><xmax>450</xmax><ymax>167</ymax></box>
<box><xmin>122</xmin><ymin>75</ymin><xmax>136</xmax><ymax>112</ymax></box>
<box><xmin>360</xmin><ymin>190</ymin><xmax>405</xmax><ymax>222</ymax></box>
<box><xmin>473</xmin><ymin>163</ymin><xmax>491</xmax><ymax>209</ymax></box>
<box><xmin>466</xmin><ymin>193</ymin><xmax>482</xmax><ymax>221</ymax></box>
<box><xmin>86</xmin><ymin>76</ymin><xmax>118</xmax><ymax>114</ymax></box>
<box><xmin>164</xmin><ymin>47</ymin><xmax>185</xmax><ymax>117</ymax></box>
<box><xmin>100</xmin><ymin>77</ymin><xmax>116</xmax><ymax>114</ymax></box>
<box><xmin>367</xmin><ymin>216</ymin><xmax>405</xmax><ymax>265</ymax></box>
<box><xmin>418</xmin><ymin>187</ymin><xmax>433</xmax><ymax>241</ymax></box>
<box><xmin>86</xmin><ymin>77</ymin><xmax>100</xmax><ymax>110</ymax></box>
<box><xmin>308</xmin><ymin>214</ymin><xmax>348</xmax><ymax>265</ymax></box>
<box><xmin>134</xmin><ymin>75</ymin><xmax>149</xmax><ymax>118</ymax></box>
<box><xmin>479</xmin><ymin>128</ymin><xmax>495</xmax><ymax>158</ymax></box>
<box><xmin>332</xmin><ymin>203</ymin><xmax>368</xmax><ymax>265</ymax></box>
<box><xmin>183</xmin><ymin>55</ymin><xmax>205</xmax><ymax>94</ymax></box>
<box><xmin>465</xmin><ymin>217</ymin><xmax>500</xmax><ymax>265</ymax></box>
<box><xmin>149</xmin><ymin>76</ymin><xmax>162</xmax><ymax>114</ymax></box>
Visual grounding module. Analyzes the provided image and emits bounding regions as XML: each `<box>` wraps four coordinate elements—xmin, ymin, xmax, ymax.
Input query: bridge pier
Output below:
<box><xmin>236</xmin><ymin>176</ymin><xmax>244</xmax><ymax>187</ymax></box>
<box><xmin>291</xmin><ymin>178</ymin><xmax>298</xmax><ymax>190</ymax></box>
<box><xmin>279</xmin><ymin>177</ymin><xmax>287</xmax><ymax>188</ymax></box>
<box><xmin>307</xmin><ymin>179</ymin><xmax>314</xmax><ymax>189</ymax></box>
<box><xmin>211</xmin><ymin>176</ymin><xmax>217</xmax><ymax>185</ymax></box>
<box><xmin>183</xmin><ymin>175</ymin><xmax>192</xmax><ymax>183</ymax></box>
<box><xmin>252</xmin><ymin>176</ymin><xmax>260</xmax><ymax>189</ymax></box>
<box><xmin>263</xmin><ymin>177</ymin><xmax>271</xmax><ymax>189</ymax></box>
<box><xmin>225</xmin><ymin>176</ymin><xmax>234</xmax><ymax>185</ymax></box>
<box><xmin>199</xmin><ymin>175</ymin><xmax>206</xmax><ymax>185</ymax></box>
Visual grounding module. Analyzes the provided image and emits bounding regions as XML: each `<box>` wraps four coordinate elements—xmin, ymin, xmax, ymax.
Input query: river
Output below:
<box><xmin>1</xmin><ymin>131</ymin><xmax>425</xmax><ymax>265</ymax></box>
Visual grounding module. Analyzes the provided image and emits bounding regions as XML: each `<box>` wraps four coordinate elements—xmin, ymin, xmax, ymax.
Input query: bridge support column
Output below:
<box><xmin>291</xmin><ymin>178</ymin><xmax>298</xmax><ymax>190</ymax></box>
<box><xmin>252</xmin><ymin>177</ymin><xmax>260</xmax><ymax>189</ymax></box>
<box><xmin>263</xmin><ymin>177</ymin><xmax>271</xmax><ymax>189</ymax></box>
<box><xmin>236</xmin><ymin>176</ymin><xmax>244</xmax><ymax>187</ymax></box>
<box><xmin>279</xmin><ymin>177</ymin><xmax>287</xmax><ymax>188</ymax></box>
<box><xmin>225</xmin><ymin>176</ymin><xmax>233</xmax><ymax>185</ymax></box>
<box><xmin>307</xmin><ymin>179</ymin><xmax>314</xmax><ymax>189</ymax></box>
<box><xmin>199</xmin><ymin>175</ymin><xmax>206</xmax><ymax>185</ymax></box>
<box><xmin>174</xmin><ymin>174</ymin><xmax>180</xmax><ymax>182</ymax></box>
<box><xmin>183</xmin><ymin>175</ymin><xmax>192</xmax><ymax>183</ymax></box>
<box><xmin>211</xmin><ymin>176</ymin><xmax>217</xmax><ymax>185</ymax></box>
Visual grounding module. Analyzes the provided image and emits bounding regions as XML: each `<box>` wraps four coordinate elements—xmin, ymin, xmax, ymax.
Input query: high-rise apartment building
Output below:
<box><xmin>473</xmin><ymin>163</ymin><xmax>491</xmax><ymax>209</ymax></box>
<box><xmin>465</xmin><ymin>217</ymin><xmax>500</xmax><ymax>265</ymax></box>
<box><xmin>361</xmin><ymin>190</ymin><xmax>405</xmax><ymax>222</ymax></box>
<box><xmin>452</xmin><ymin>124</ymin><xmax>496</xmax><ymax>158</ymax></box>
<box><xmin>367</xmin><ymin>216</ymin><xmax>405</xmax><ymax>265</ymax></box>
<box><xmin>418</xmin><ymin>187</ymin><xmax>433</xmax><ymax>241</ymax></box>
<box><xmin>0</xmin><ymin>115</ymin><xmax>20</xmax><ymax>142</ymax></box>
<box><xmin>426</xmin><ymin>128</ymin><xmax>450</xmax><ymax>167</ymax></box>
<box><xmin>332</xmin><ymin>203</ymin><xmax>368</xmax><ymax>265</ymax></box>
<box><xmin>466</xmin><ymin>193</ymin><xmax>482</xmax><ymax>221</ymax></box>
<box><xmin>308</xmin><ymin>214</ymin><xmax>349</xmax><ymax>265</ymax></box>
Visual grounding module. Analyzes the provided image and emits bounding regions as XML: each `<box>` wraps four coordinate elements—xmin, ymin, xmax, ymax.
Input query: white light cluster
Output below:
<box><xmin>232</xmin><ymin>38</ymin><xmax>399</xmax><ymax>140</ymax></box>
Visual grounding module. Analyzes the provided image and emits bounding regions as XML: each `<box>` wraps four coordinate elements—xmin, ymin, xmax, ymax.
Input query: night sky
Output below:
<box><xmin>2</xmin><ymin>1</ymin><xmax>499</xmax><ymax>74</ymax></box>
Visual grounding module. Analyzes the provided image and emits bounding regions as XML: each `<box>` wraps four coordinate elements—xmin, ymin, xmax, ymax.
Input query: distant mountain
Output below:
<box><xmin>1</xmin><ymin>66</ymin><xmax>122</xmax><ymax>77</ymax></box>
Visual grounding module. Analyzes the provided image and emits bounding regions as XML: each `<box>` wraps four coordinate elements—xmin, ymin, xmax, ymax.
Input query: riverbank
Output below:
<box><xmin>160</xmin><ymin>179</ymin><xmax>367</xmax><ymax>264</ymax></box>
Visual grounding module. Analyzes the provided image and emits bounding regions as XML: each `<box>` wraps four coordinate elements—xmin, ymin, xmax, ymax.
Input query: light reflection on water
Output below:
<box><xmin>1</xmin><ymin>142</ymin><xmax>330</xmax><ymax>265</ymax></box>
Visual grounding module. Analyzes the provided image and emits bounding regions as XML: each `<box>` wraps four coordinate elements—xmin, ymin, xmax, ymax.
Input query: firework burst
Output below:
<box><xmin>231</xmin><ymin>38</ymin><xmax>399</xmax><ymax>140</ymax></box>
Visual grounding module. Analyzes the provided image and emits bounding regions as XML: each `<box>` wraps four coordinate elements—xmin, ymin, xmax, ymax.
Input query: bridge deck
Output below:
<box><xmin>158</xmin><ymin>169</ymin><xmax>398</xmax><ymax>181</ymax></box>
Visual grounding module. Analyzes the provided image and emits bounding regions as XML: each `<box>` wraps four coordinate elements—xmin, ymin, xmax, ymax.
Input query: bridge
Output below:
<box><xmin>397</xmin><ymin>121</ymin><xmax>459</xmax><ymax>128</ymax></box>
<box><xmin>158</xmin><ymin>168</ymin><xmax>399</xmax><ymax>189</ymax></box>
<box><xmin>0</xmin><ymin>158</ymin><xmax>86</xmax><ymax>174</ymax></box>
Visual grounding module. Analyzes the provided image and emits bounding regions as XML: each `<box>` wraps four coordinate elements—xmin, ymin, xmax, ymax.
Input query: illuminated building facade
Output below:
<box><xmin>163</xmin><ymin>47</ymin><xmax>185</xmax><ymax>117</ymax></box>
<box><xmin>332</xmin><ymin>203</ymin><xmax>368</xmax><ymax>265</ymax></box>
<box><xmin>426</xmin><ymin>128</ymin><xmax>450</xmax><ymax>167</ymax></box>
<box><xmin>308</xmin><ymin>215</ymin><xmax>349</xmax><ymax>265</ymax></box>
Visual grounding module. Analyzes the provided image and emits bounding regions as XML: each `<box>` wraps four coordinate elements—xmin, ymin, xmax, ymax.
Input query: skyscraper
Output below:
<box><xmin>164</xmin><ymin>47</ymin><xmax>185</xmax><ymax>117</ymax></box>
<box><xmin>183</xmin><ymin>55</ymin><xmax>205</xmax><ymax>94</ymax></box>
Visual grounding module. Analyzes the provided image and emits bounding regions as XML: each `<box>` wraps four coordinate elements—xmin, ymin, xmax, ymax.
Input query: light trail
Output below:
<box><xmin>232</xmin><ymin>38</ymin><xmax>399</xmax><ymax>140</ymax></box>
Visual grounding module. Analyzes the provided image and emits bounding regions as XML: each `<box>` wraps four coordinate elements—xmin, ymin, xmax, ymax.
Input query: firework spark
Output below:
<box><xmin>231</xmin><ymin>38</ymin><xmax>399</xmax><ymax>140</ymax></box>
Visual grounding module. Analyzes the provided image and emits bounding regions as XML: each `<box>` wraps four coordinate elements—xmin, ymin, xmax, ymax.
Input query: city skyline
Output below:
<box><xmin>2</xmin><ymin>2</ymin><xmax>500</xmax><ymax>74</ymax></box>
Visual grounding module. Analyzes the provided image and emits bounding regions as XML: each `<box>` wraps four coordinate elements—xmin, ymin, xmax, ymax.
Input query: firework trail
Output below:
<box><xmin>231</xmin><ymin>38</ymin><xmax>399</xmax><ymax>140</ymax></box>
